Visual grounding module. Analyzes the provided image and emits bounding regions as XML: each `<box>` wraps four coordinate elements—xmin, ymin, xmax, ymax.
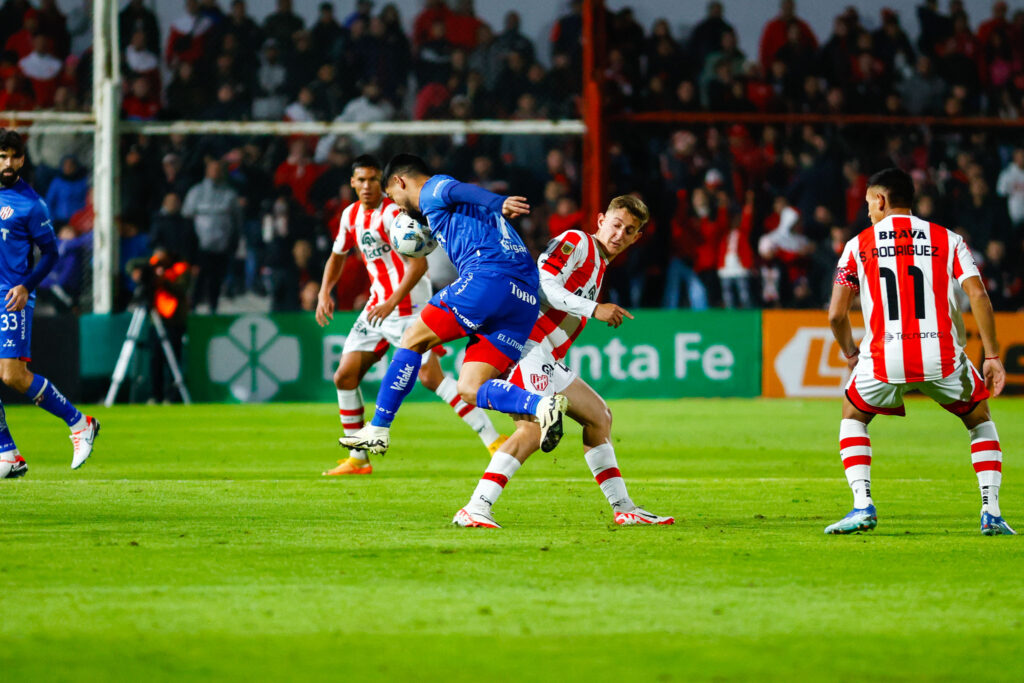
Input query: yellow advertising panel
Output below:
<box><xmin>762</xmin><ymin>311</ymin><xmax>1024</xmax><ymax>398</ymax></box>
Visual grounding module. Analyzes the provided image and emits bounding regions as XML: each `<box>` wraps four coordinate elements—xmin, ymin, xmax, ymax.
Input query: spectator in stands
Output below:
<box><xmin>45</xmin><ymin>155</ymin><xmax>88</xmax><ymax>227</ymax></box>
<box><xmin>717</xmin><ymin>190</ymin><xmax>755</xmax><ymax>309</ymax></box>
<box><xmin>311</xmin><ymin>1</ymin><xmax>345</xmax><ymax>64</ymax></box>
<box><xmin>689</xmin><ymin>2</ymin><xmax>733</xmax><ymax>71</ymax></box>
<box><xmin>166</xmin><ymin>0</ymin><xmax>213</xmax><ymax>69</ymax></box>
<box><xmin>261</xmin><ymin>188</ymin><xmax>312</xmax><ymax>311</ymax></box>
<box><xmin>958</xmin><ymin>176</ymin><xmax>1011</xmax><ymax>249</ymax></box>
<box><xmin>5</xmin><ymin>10</ymin><xmax>39</xmax><ymax>59</ymax></box>
<box><xmin>977</xmin><ymin>1</ymin><xmax>1010</xmax><ymax>47</ymax></box>
<box><xmin>759</xmin><ymin>0</ymin><xmax>817</xmax><ymax>71</ymax></box>
<box><xmin>413</xmin><ymin>0</ymin><xmax>451</xmax><ymax>48</ymax></box>
<box><xmin>342</xmin><ymin>0</ymin><xmax>374</xmax><ymax>30</ymax></box>
<box><xmin>316</xmin><ymin>80</ymin><xmax>394</xmax><ymax>159</ymax></box>
<box><xmin>182</xmin><ymin>159</ymin><xmax>241</xmax><ymax>313</ymax></box>
<box><xmin>124</xmin><ymin>29</ymin><xmax>160</xmax><ymax>93</ymax></box>
<box><xmin>446</xmin><ymin>0</ymin><xmax>486</xmax><ymax>51</ymax></box>
<box><xmin>699</xmin><ymin>29</ymin><xmax>745</xmax><ymax>107</ymax></box>
<box><xmin>274</xmin><ymin>139</ymin><xmax>326</xmax><ymax>215</ymax></box>
<box><xmin>996</xmin><ymin>147</ymin><xmax>1024</xmax><ymax>233</ymax></box>
<box><xmin>164</xmin><ymin>62</ymin><xmax>208</xmax><ymax>119</ymax></box>
<box><xmin>308</xmin><ymin>64</ymin><xmax>346</xmax><ymax>120</ymax></box>
<box><xmin>494</xmin><ymin>11</ymin><xmax>534</xmax><ymax>64</ymax></box>
<box><xmin>898</xmin><ymin>55</ymin><xmax>948</xmax><ymax>115</ymax></box>
<box><xmin>37</xmin><ymin>0</ymin><xmax>70</xmax><ymax>59</ymax></box>
<box><xmin>19</xmin><ymin>34</ymin><xmax>63</xmax><ymax>107</ymax></box>
<box><xmin>149</xmin><ymin>192</ymin><xmax>198</xmax><ymax>265</ymax></box>
<box><xmin>262</xmin><ymin>0</ymin><xmax>304</xmax><ymax>53</ymax></box>
<box><xmin>550</xmin><ymin>0</ymin><xmax>583</xmax><ymax>70</ymax></box>
<box><xmin>252</xmin><ymin>39</ymin><xmax>288</xmax><ymax>120</ymax></box>
<box><xmin>276</xmin><ymin>29</ymin><xmax>315</xmax><ymax>95</ymax></box>
<box><xmin>121</xmin><ymin>76</ymin><xmax>161</xmax><ymax>121</ymax></box>
<box><xmin>39</xmin><ymin>225</ymin><xmax>90</xmax><ymax>311</ymax></box>
<box><xmin>218</xmin><ymin>0</ymin><xmax>263</xmax><ymax>64</ymax></box>
<box><xmin>416</xmin><ymin>18</ymin><xmax>453</xmax><ymax>86</ymax></box>
<box><xmin>119</xmin><ymin>0</ymin><xmax>160</xmax><ymax>53</ymax></box>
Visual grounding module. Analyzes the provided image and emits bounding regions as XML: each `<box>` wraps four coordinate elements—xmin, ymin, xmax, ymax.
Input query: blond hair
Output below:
<box><xmin>606</xmin><ymin>195</ymin><xmax>650</xmax><ymax>228</ymax></box>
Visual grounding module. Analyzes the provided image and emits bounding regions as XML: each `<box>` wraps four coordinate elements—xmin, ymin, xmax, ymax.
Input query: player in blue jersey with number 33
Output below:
<box><xmin>0</xmin><ymin>130</ymin><xmax>99</xmax><ymax>480</ymax></box>
<box><xmin>339</xmin><ymin>154</ymin><xmax>569</xmax><ymax>457</ymax></box>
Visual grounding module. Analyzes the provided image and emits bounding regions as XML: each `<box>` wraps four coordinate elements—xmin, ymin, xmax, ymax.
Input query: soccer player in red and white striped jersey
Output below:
<box><xmin>826</xmin><ymin>168</ymin><xmax>1014</xmax><ymax>535</ymax></box>
<box><xmin>315</xmin><ymin>155</ymin><xmax>503</xmax><ymax>475</ymax></box>
<box><xmin>453</xmin><ymin>195</ymin><xmax>674</xmax><ymax>528</ymax></box>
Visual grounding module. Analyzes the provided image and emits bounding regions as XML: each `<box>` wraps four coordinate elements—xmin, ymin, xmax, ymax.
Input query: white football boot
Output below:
<box><xmin>614</xmin><ymin>506</ymin><xmax>675</xmax><ymax>525</ymax></box>
<box><xmin>338</xmin><ymin>424</ymin><xmax>390</xmax><ymax>454</ymax></box>
<box><xmin>70</xmin><ymin>416</ymin><xmax>100</xmax><ymax>469</ymax></box>
<box><xmin>452</xmin><ymin>507</ymin><xmax>502</xmax><ymax>528</ymax></box>
<box><xmin>536</xmin><ymin>394</ymin><xmax>569</xmax><ymax>453</ymax></box>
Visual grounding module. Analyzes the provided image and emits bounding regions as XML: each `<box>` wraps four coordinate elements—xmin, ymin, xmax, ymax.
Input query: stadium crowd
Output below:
<box><xmin>1</xmin><ymin>0</ymin><xmax>1022</xmax><ymax>313</ymax></box>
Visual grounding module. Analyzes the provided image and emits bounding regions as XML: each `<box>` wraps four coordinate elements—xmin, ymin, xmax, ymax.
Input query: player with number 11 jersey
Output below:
<box><xmin>827</xmin><ymin>167</ymin><xmax>1013</xmax><ymax>536</ymax></box>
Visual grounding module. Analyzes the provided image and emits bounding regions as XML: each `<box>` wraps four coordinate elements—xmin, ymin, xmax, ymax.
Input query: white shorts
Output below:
<box><xmin>507</xmin><ymin>342</ymin><xmax>577</xmax><ymax>396</ymax></box>
<box><xmin>342</xmin><ymin>310</ymin><xmax>438</xmax><ymax>364</ymax></box>
<box><xmin>845</xmin><ymin>358</ymin><xmax>990</xmax><ymax>417</ymax></box>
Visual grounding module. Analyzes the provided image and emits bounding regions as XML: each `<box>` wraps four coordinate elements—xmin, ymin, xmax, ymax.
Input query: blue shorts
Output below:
<box><xmin>421</xmin><ymin>271</ymin><xmax>539</xmax><ymax>371</ymax></box>
<box><xmin>0</xmin><ymin>307</ymin><xmax>32</xmax><ymax>361</ymax></box>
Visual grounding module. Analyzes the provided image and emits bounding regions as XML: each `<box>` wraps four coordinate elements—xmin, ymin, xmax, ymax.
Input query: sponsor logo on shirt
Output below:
<box><xmin>510</xmin><ymin>282</ymin><xmax>537</xmax><ymax>306</ymax></box>
<box><xmin>885</xmin><ymin>330</ymin><xmax>942</xmax><ymax>342</ymax></box>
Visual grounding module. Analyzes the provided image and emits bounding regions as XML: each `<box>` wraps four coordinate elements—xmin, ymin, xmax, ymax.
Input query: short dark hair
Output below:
<box><xmin>382</xmin><ymin>153</ymin><xmax>430</xmax><ymax>186</ymax></box>
<box><xmin>867</xmin><ymin>167</ymin><xmax>914</xmax><ymax>207</ymax></box>
<box><xmin>351</xmin><ymin>154</ymin><xmax>381</xmax><ymax>175</ymax></box>
<box><xmin>0</xmin><ymin>129</ymin><xmax>25</xmax><ymax>157</ymax></box>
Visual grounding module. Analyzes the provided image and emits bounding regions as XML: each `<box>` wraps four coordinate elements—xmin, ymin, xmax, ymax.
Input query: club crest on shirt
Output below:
<box><xmin>530</xmin><ymin>373</ymin><xmax>549</xmax><ymax>391</ymax></box>
<box><xmin>0</xmin><ymin>206</ymin><xmax>12</xmax><ymax>221</ymax></box>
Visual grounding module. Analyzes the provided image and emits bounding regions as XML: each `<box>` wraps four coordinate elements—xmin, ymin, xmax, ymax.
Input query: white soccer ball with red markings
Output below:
<box><xmin>390</xmin><ymin>213</ymin><xmax>438</xmax><ymax>258</ymax></box>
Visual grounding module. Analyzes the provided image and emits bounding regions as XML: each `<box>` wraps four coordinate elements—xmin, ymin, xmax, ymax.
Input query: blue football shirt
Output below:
<box><xmin>418</xmin><ymin>175</ymin><xmax>539</xmax><ymax>288</ymax></box>
<box><xmin>0</xmin><ymin>179</ymin><xmax>58</xmax><ymax>305</ymax></box>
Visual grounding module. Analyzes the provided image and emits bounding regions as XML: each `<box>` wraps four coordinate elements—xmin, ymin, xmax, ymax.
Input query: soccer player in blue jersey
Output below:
<box><xmin>0</xmin><ymin>130</ymin><xmax>99</xmax><ymax>479</ymax></box>
<box><xmin>339</xmin><ymin>153</ymin><xmax>569</xmax><ymax>458</ymax></box>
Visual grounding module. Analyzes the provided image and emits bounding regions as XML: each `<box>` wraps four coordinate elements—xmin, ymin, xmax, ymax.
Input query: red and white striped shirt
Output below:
<box><xmin>835</xmin><ymin>214</ymin><xmax>980</xmax><ymax>384</ymax></box>
<box><xmin>528</xmin><ymin>230</ymin><xmax>608</xmax><ymax>361</ymax></box>
<box><xmin>332</xmin><ymin>198</ymin><xmax>430</xmax><ymax>316</ymax></box>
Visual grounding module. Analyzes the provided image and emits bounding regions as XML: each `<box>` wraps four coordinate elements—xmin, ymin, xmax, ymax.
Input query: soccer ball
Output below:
<box><xmin>390</xmin><ymin>213</ymin><xmax>438</xmax><ymax>258</ymax></box>
<box><xmin>0</xmin><ymin>452</ymin><xmax>16</xmax><ymax>478</ymax></box>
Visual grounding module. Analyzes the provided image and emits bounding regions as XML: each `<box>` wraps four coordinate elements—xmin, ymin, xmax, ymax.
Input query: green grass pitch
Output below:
<box><xmin>2</xmin><ymin>398</ymin><xmax>1022</xmax><ymax>682</ymax></box>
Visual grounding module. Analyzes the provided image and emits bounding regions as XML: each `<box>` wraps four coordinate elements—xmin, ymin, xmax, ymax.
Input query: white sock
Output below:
<box><xmin>466</xmin><ymin>451</ymin><xmax>520</xmax><ymax>513</ymax></box>
<box><xmin>584</xmin><ymin>442</ymin><xmax>634</xmax><ymax>512</ymax></box>
<box><xmin>840</xmin><ymin>419</ymin><xmax>873</xmax><ymax>509</ymax></box>
<box><xmin>69</xmin><ymin>415</ymin><xmax>87</xmax><ymax>432</ymax></box>
<box><xmin>338</xmin><ymin>388</ymin><xmax>368</xmax><ymax>462</ymax></box>
<box><xmin>970</xmin><ymin>421</ymin><xmax>1002</xmax><ymax>517</ymax></box>
<box><xmin>435</xmin><ymin>377</ymin><xmax>500</xmax><ymax>446</ymax></box>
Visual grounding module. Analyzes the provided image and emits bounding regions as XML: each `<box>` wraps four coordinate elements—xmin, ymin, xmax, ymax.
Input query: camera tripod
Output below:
<box><xmin>104</xmin><ymin>305</ymin><xmax>192</xmax><ymax>407</ymax></box>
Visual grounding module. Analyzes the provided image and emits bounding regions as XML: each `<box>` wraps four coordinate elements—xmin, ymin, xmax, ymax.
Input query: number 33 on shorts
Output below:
<box><xmin>0</xmin><ymin>309</ymin><xmax>29</xmax><ymax>359</ymax></box>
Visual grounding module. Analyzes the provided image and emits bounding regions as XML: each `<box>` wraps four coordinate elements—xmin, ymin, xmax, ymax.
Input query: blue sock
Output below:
<box><xmin>0</xmin><ymin>402</ymin><xmax>17</xmax><ymax>453</ymax></box>
<box><xmin>370</xmin><ymin>348</ymin><xmax>422</xmax><ymax>427</ymax></box>
<box><xmin>476</xmin><ymin>380</ymin><xmax>542</xmax><ymax>416</ymax></box>
<box><xmin>26</xmin><ymin>375</ymin><xmax>84</xmax><ymax>428</ymax></box>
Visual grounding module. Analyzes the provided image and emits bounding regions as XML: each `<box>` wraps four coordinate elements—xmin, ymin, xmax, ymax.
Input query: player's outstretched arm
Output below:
<box><xmin>593</xmin><ymin>303</ymin><xmax>634</xmax><ymax>328</ymax></box>
<box><xmin>366</xmin><ymin>256</ymin><xmax>428</xmax><ymax>326</ymax></box>
<box><xmin>315</xmin><ymin>252</ymin><xmax>347</xmax><ymax>327</ymax></box>
<box><xmin>828</xmin><ymin>282</ymin><xmax>859</xmax><ymax>369</ymax></box>
<box><xmin>437</xmin><ymin>178</ymin><xmax>527</xmax><ymax>216</ymax></box>
<box><xmin>962</xmin><ymin>275</ymin><xmax>1005</xmax><ymax>396</ymax></box>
